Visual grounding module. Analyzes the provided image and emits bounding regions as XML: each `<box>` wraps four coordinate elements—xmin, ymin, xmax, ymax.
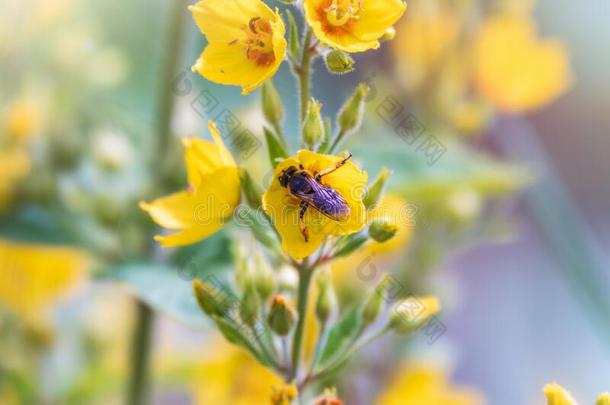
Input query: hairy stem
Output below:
<box><xmin>290</xmin><ymin>264</ymin><xmax>314</xmax><ymax>381</ymax></box>
<box><xmin>298</xmin><ymin>29</ymin><xmax>314</xmax><ymax>125</ymax></box>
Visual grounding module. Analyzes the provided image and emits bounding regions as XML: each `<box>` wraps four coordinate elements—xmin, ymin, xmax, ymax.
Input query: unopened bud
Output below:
<box><xmin>597</xmin><ymin>394</ymin><xmax>610</xmax><ymax>405</ymax></box>
<box><xmin>389</xmin><ymin>296</ymin><xmax>440</xmax><ymax>334</ymax></box>
<box><xmin>193</xmin><ymin>279</ymin><xmax>226</xmax><ymax>317</ymax></box>
<box><xmin>316</xmin><ymin>270</ymin><xmax>337</xmax><ymax>323</ymax></box>
<box><xmin>267</xmin><ymin>295</ymin><xmax>296</xmax><ymax>336</ymax></box>
<box><xmin>262</xmin><ymin>80</ymin><xmax>284</xmax><ymax>131</ymax></box>
<box><xmin>240</xmin><ymin>281</ymin><xmax>260</xmax><ymax>326</ymax></box>
<box><xmin>337</xmin><ymin>83</ymin><xmax>369</xmax><ymax>134</ymax></box>
<box><xmin>368</xmin><ymin>219</ymin><xmax>398</xmax><ymax>243</ymax></box>
<box><xmin>253</xmin><ymin>251</ymin><xmax>276</xmax><ymax>301</ymax></box>
<box><xmin>381</xmin><ymin>26</ymin><xmax>396</xmax><ymax>41</ymax></box>
<box><xmin>361</xmin><ymin>277</ymin><xmax>388</xmax><ymax>325</ymax></box>
<box><xmin>303</xmin><ymin>98</ymin><xmax>325</xmax><ymax>148</ymax></box>
<box><xmin>325</xmin><ymin>49</ymin><xmax>355</xmax><ymax>74</ymax></box>
<box><xmin>544</xmin><ymin>383</ymin><xmax>577</xmax><ymax>405</ymax></box>
<box><xmin>363</xmin><ymin>167</ymin><xmax>391</xmax><ymax>209</ymax></box>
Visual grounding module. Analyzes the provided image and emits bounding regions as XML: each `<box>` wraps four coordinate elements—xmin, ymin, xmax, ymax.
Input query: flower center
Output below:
<box><xmin>324</xmin><ymin>0</ymin><xmax>362</xmax><ymax>27</ymax></box>
<box><xmin>243</xmin><ymin>17</ymin><xmax>275</xmax><ymax>66</ymax></box>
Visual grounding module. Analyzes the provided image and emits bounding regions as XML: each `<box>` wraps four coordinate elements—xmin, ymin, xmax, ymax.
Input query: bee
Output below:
<box><xmin>278</xmin><ymin>153</ymin><xmax>353</xmax><ymax>242</ymax></box>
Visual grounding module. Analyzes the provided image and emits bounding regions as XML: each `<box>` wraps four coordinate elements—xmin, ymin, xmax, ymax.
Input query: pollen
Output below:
<box><xmin>244</xmin><ymin>17</ymin><xmax>276</xmax><ymax>66</ymax></box>
<box><xmin>324</xmin><ymin>0</ymin><xmax>362</xmax><ymax>27</ymax></box>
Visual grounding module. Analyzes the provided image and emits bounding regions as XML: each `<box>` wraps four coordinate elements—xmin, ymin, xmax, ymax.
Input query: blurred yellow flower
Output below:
<box><xmin>375</xmin><ymin>364</ymin><xmax>484</xmax><ymax>405</ymax></box>
<box><xmin>544</xmin><ymin>383</ymin><xmax>577</xmax><ymax>405</ymax></box>
<box><xmin>189</xmin><ymin>0</ymin><xmax>286</xmax><ymax>95</ymax></box>
<box><xmin>3</xmin><ymin>99</ymin><xmax>41</xmax><ymax>143</ymax></box>
<box><xmin>303</xmin><ymin>0</ymin><xmax>407</xmax><ymax>53</ymax></box>
<box><xmin>0</xmin><ymin>240</ymin><xmax>89</xmax><ymax>320</ymax></box>
<box><xmin>140</xmin><ymin>121</ymin><xmax>240</xmax><ymax>247</ymax></box>
<box><xmin>474</xmin><ymin>16</ymin><xmax>571</xmax><ymax>113</ymax></box>
<box><xmin>194</xmin><ymin>339</ymin><xmax>283</xmax><ymax>405</ymax></box>
<box><xmin>263</xmin><ymin>150</ymin><xmax>367</xmax><ymax>259</ymax></box>
<box><xmin>0</xmin><ymin>148</ymin><xmax>30</xmax><ymax>211</ymax></box>
<box><xmin>271</xmin><ymin>384</ymin><xmax>298</xmax><ymax>405</ymax></box>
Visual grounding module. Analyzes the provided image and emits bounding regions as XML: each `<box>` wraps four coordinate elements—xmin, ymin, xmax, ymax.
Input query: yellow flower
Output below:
<box><xmin>3</xmin><ymin>99</ymin><xmax>41</xmax><ymax>143</ymax></box>
<box><xmin>140</xmin><ymin>121</ymin><xmax>240</xmax><ymax>247</ymax></box>
<box><xmin>598</xmin><ymin>393</ymin><xmax>610</xmax><ymax>405</ymax></box>
<box><xmin>0</xmin><ymin>240</ymin><xmax>89</xmax><ymax>321</ymax></box>
<box><xmin>303</xmin><ymin>0</ymin><xmax>407</xmax><ymax>53</ymax></box>
<box><xmin>375</xmin><ymin>364</ymin><xmax>484</xmax><ymax>405</ymax></box>
<box><xmin>194</xmin><ymin>339</ymin><xmax>283</xmax><ymax>405</ymax></box>
<box><xmin>189</xmin><ymin>0</ymin><xmax>287</xmax><ymax>95</ymax></box>
<box><xmin>474</xmin><ymin>16</ymin><xmax>572</xmax><ymax>113</ymax></box>
<box><xmin>0</xmin><ymin>148</ymin><xmax>30</xmax><ymax>211</ymax></box>
<box><xmin>262</xmin><ymin>150</ymin><xmax>367</xmax><ymax>260</ymax></box>
<box><xmin>544</xmin><ymin>383</ymin><xmax>577</xmax><ymax>405</ymax></box>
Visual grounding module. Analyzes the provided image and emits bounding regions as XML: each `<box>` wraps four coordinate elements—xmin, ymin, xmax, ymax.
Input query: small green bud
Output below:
<box><xmin>337</xmin><ymin>83</ymin><xmax>369</xmax><ymax>135</ymax></box>
<box><xmin>389</xmin><ymin>296</ymin><xmax>440</xmax><ymax>334</ymax></box>
<box><xmin>253</xmin><ymin>251</ymin><xmax>276</xmax><ymax>301</ymax></box>
<box><xmin>303</xmin><ymin>98</ymin><xmax>325</xmax><ymax>148</ymax></box>
<box><xmin>333</xmin><ymin>233</ymin><xmax>368</xmax><ymax>258</ymax></box>
<box><xmin>363</xmin><ymin>167</ymin><xmax>392</xmax><ymax>209</ymax></box>
<box><xmin>262</xmin><ymin>80</ymin><xmax>284</xmax><ymax>131</ymax></box>
<box><xmin>240</xmin><ymin>169</ymin><xmax>264</xmax><ymax>210</ymax></box>
<box><xmin>325</xmin><ymin>49</ymin><xmax>355</xmax><ymax>74</ymax></box>
<box><xmin>315</xmin><ymin>270</ymin><xmax>337</xmax><ymax>323</ymax></box>
<box><xmin>368</xmin><ymin>219</ymin><xmax>398</xmax><ymax>243</ymax></box>
<box><xmin>381</xmin><ymin>26</ymin><xmax>396</xmax><ymax>42</ymax></box>
<box><xmin>193</xmin><ymin>279</ymin><xmax>226</xmax><ymax>317</ymax></box>
<box><xmin>267</xmin><ymin>295</ymin><xmax>296</xmax><ymax>336</ymax></box>
<box><xmin>240</xmin><ymin>281</ymin><xmax>260</xmax><ymax>327</ymax></box>
<box><xmin>361</xmin><ymin>277</ymin><xmax>388</xmax><ymax>325</ymax></box>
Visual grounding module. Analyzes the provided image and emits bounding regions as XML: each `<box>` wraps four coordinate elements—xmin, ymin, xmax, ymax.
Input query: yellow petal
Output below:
<box><xmin>183</xmin><ymin>121</ymin><xmax>236</xmax><ymax>187</ymax></box>
<box><xmin>474</xmin><ymin>17</ymin><xmax>572</xmax><ymax>113</ymax></box>
<box><xmin>544</xmin><ymin>383</ymin><xmax>578</xmax><ymax>405</ymax></box>
<box><xmin>352</xmin><ymin>0</ymin><xmax>407</xmax><ymax>42</ymax></box>
<box><xmin>190</xmin><ymin>0</ymin><xmax>271</xmax><ymax>42</ymax></box>
<box><xmin>0</xmin><ymin>240</ymin><xmax>89</xmax><ymax>319</ymax></box>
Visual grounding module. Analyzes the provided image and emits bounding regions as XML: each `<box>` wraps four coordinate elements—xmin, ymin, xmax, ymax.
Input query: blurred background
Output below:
<box><xmin>1</xmin><ymin>0</ymin><xmax>609</xmax><ymax>404</ymax></box>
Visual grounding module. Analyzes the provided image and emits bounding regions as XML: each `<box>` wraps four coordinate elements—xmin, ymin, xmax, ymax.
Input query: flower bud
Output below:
<box><xmin>337</xmin><ymin>83</ymin><xmax>369</xmax><ymax>135</ymax></box>
<box><xmin>262</xmin><ymin>80</ymin><xmax>284</xmax><ymax>131</ymax></box>
<box><xmin>267</xmin><ymin>294</ymin><xmax>296</xmax><ymax>336</ymax></box>
<box><xmin>361</xmin><ymin>277</ymin><xmax>388</xmax><ymax>326</ymax></box>
<box><xmin>316</xmin><ymin>270</ymin><xmax>337</xmax><ymax>323</ymax></box>
<box><xmin>313</xmin><ymin>388</ymin><xmax>343</xmax><ymax>405</ymax></box>
<box><xmin>193</xmin><ymin>279</ymin><xmax>226</xmax><ymax>317</ymax></box>
<box><xmin>597</xmin><ymin>394</ymin><xmax>610</xmax><ymax>405</ymax></box>
<box><xmin>389</xmin><ymin>296</ymin><xmax>440</xmax><ymax>334</ymax></box>
<box><xmin>325</xmin><ymin>49</ymin><xmax>355</xmax><ymax>74</ymax></box>
<box><xmin>303</xmin><ymin>98</ymin><xmax>325</xmax><ymax>148</ymax></box>
<box><xmin>240</xmin><ymin>169</ymin><xmax>264</xmax><ymax>210</ymax></box>
<box><xmin>363</xmin><ymin>167</ymin><xmax>391</xmax><ymax>209</ymax></box>
<box><xmin>240</xmin><ymin>281</ymin><xmax>260</xmax><ymax>327</ymax></box>
<box><xmin>544</xmin><ymin>383</ymin><xmax>577</xmax><ymax>405</ymax></box>
<box><xmin>253</xmin><ymin>251</ymin><xmax>276</xmax><ymax>301</ymax></box>
<box><xmin>381</xmin><ymin>26</ymin><xmax>396</xmax><ymax>41</ymax></box>
<box><xmin>368</xmin><ymin>219</ymin><xmax>398</xmax><ymax>243</ymax></box>
<box><xmin>271</xmin><ymin>384</ymin><xmax>298</xmax><ymax>405</ymax></box>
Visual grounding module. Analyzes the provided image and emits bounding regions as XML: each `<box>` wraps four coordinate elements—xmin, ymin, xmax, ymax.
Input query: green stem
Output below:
<box><xmin>290</xmin><ymin>265</ymin><xmax>314</xmax><ymax>380</ymax></box>
<box><xmin>327</xmin><ymin>128</ymin><xmax>346</xmax><ymax>154</ymax></box>
<box><xmin>126</xmin><ymin>301</ymin><xmax>155</xmax><ymax>405</ymax></box>
<box><xmin>298</xmin><ymin>29</ymin><xmax>314</xmax><ymax>124</ymax></box>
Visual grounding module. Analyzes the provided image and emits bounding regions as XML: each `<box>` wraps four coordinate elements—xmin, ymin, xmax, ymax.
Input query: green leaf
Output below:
<box><xmin>333</xmin><ymin>233</ymin><xmax>368</xmax><ymax>258</ymax></box>
<box><xmin>264</xmin><ymin>127</ymin><xmax>288</xmax><ymax>168</ymax></box>
<box><xmin>213</xmin><ymin>316</ymin><xmax>271</xmax><ymax>366</ymax></box>
<box><xmin>318</xmin><ymin>305</ymin><xmax>363</xmax><ymax>368</ymax></box>
<box><xmin>102</xmin><ymin>235</ymin><xmax>232</xmax><ymax>327</ymax></box>
<box><xmin>285</xmin><ymin>9</ymin><xmax>300</xmax><ymax>61</ymax></box>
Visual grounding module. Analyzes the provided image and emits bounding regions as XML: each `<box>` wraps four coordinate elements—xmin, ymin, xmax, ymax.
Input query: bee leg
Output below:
<box><xmin>315</xmin><ymin>152</ymin><xmax>352</xmax><ymax>181</ymax></box>
<box><xmin>299</xmin><ymin>202</ymin><xmax>309</xmax><ymax>242</ymax></box>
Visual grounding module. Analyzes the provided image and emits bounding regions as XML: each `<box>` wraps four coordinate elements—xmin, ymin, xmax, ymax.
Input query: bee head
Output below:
<box><xmin>279</xmin><ymin>166</ymin><xmax>298</xmax><ymax>188</ymax></box>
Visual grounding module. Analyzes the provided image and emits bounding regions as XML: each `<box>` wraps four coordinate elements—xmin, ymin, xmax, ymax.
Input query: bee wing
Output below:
<box><xmin>290</xmin><ymin>176</ymin><xmax>350</xmax><ymax>221</ymax></box>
